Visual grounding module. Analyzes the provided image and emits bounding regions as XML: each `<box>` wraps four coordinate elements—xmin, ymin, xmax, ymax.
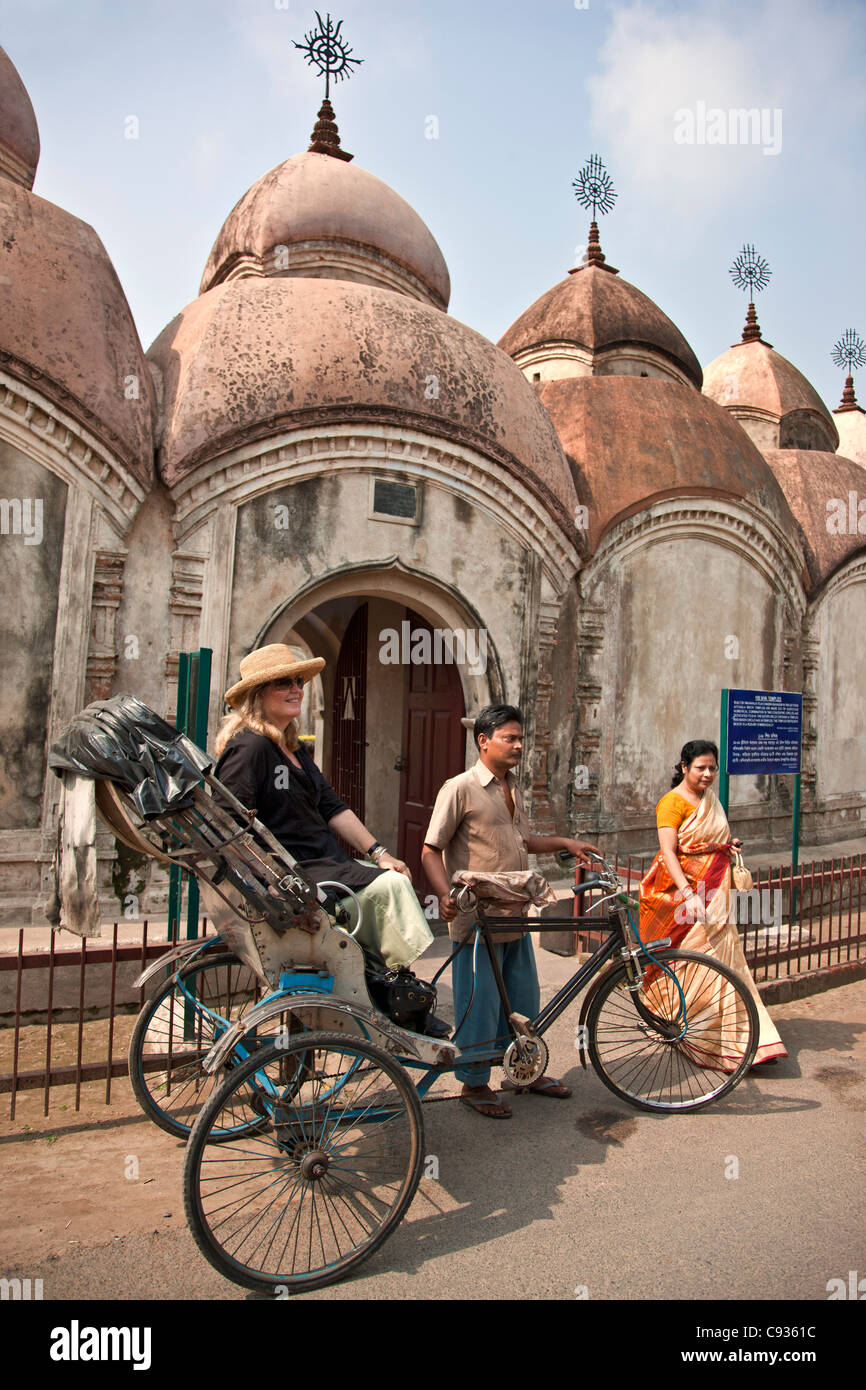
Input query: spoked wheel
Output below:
<box><xmin>183</xmin><ymin>1031</ymin><xmax>424</xmax><ymax>1295</ymax></box>
<box><xmin>128</xmin><ymin>951</ymin><xmax>265</xmax><ymax>1140</ymax></box>
<box><xmin>586</xmin><ymin>948</ymin><xmax>759</xmax><ymax>1112</ymax></box>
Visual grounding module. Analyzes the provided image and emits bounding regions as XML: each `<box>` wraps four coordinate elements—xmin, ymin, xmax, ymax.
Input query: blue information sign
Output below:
<box><xmin>726</xmin><ymin>689</ymin><xmax>802</xmax><ymax>776</ymax></box>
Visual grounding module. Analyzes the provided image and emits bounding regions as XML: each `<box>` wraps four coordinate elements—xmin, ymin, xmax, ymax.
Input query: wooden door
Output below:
<box><xmin>397</xmin><ymin>610</ymin><xmax>466</xmax><ymax>897</ymax></box>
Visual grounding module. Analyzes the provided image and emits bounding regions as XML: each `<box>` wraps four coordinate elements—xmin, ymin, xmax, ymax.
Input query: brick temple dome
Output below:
<box><xmin>199</xmin><ymin>150</ymin><xmax>451</xmax><ymax>310</ymax></box>
<box><xmin>0</xmin><ymin>180</ymin><xmax>154</xmax><ymax>482</ymax></box>
<box><xmin>763</xmin><ymin>448</ymin><xmax>866</xmax><ymax>588</ymax></box>
<box><xmin>147</xmin><ymin>275</ymin><xmax>575</xmax><ymax>525</ymax></box>
<box><xmin>0</xmin><ymin>46</ymin><xmax>39</xmax><ymax>188</ymax></box>
<box><xmin>704</xmin><ymin>338</ymin><xmax>838</xmax><ymax>453</ymax></box>
<box><xmin>499</xmin><ymin>265</ymin><xmax>703</xmax><ymax>388</ymax></box>
<box><xmin>536</xmin><ymin>375</ymin><xmax>797</xmax><ymax>554</ymax></box>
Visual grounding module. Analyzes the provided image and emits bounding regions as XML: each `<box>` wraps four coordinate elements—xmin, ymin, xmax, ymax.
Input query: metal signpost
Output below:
<box><xmin>719</xmin><ymin>688</ymin><xmax>803</xmax><ymax>906</ymax></box>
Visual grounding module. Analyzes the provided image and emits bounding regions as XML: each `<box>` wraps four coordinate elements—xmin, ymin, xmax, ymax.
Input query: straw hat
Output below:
<box><xmin>224</xmin><ymin>644</ymin><xmax>325</xmax><ymax>709</ymax></box>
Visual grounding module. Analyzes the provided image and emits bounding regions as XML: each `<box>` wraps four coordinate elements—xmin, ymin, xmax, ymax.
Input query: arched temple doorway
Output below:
<box><xmin>256</xmin><ymin>577</ymin><xmax>487</xmax><ymax>892</ymax></box>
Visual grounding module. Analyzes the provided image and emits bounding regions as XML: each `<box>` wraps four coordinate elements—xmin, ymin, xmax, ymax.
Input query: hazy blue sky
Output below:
<box><xmin>3</xmin><ymin>0</ymin><xmax>864</xmax><ymax>412</ymax></box>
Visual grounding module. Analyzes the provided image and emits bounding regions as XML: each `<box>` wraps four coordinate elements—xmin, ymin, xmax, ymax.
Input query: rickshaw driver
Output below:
<box><xmin>421</xmin><ymin>704</ymin><xmax>598</xmax><ymax>1117</ymax></box>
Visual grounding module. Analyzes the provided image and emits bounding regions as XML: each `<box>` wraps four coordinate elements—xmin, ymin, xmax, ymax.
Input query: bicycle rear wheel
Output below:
<box><xmin>129</xmin><ymin>952</ymin><xmax>264</xmax><ymax>1139</ymax></box>
<box><xmin>586</xmin><ymin>948</ymin><xmax>759</xmax><ymax>1112</ymax></box>
<box><xmin>183</xmin><ymin>1031</ymin><xmax>424</xmax><ymax>1294</ymax></box>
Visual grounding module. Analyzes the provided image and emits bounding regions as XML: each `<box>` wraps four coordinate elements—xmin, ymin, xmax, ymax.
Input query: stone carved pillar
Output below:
<box><xmin>84</xmin><ymin>549</ymin><xmax>126</xmax><ymax>702</ymax></box>
<box><xmin>530</xmin><ymin>599</ymin><xmax>559</xmax><ymax>832</ymax></box>
<box><xmin>573</xmin><ymin>604</ymin><xmax>606</xmax><ymax>833</ymax></box>
<box><xmin>800</xmin><ymin>633</ymin><xmax>819</xmax><ymax>808</ymax></box>
<box><xmin>164</xmin><ymin>550</ymin><xmax>205</xmax><ymax>718</ymax></box>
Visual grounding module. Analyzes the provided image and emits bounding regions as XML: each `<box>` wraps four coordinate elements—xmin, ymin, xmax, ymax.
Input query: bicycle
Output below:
<box><xmin>65</xmin><ymin>698</ymin><xmax>759</xmax><ymax>1295</ymax></box>
<box><xmin>180</xmin><ymin>852</ymin><xmax>758</xmax><ymax>1294</ymax></box>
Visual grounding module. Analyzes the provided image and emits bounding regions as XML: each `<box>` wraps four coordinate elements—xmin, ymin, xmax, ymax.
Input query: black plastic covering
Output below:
<box><xmin>49</xmin><ymin>695</ymin><xmax>213</xmax><ymax>819</ymax></box>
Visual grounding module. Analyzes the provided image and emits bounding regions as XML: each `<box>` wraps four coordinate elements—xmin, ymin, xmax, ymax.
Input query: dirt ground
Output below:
<box><xmin>1</xmin><ymin>965</ymin><xmax>864</xmax><ymax>1277</ymax></box>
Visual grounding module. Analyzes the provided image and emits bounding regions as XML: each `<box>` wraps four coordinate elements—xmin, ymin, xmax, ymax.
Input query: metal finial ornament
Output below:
<box><xmin>729</xmin><ymin>244</ymin><xmax>771</xmax><ymax>343</ymax></box>
<box><xmin>729</xmin><ymin>244</ymin><xmax>771</xmax><ymax>297</ymax></box>
<box><xmin>832</xmin><ymin>329</ymin><xmax>865</xmax><ymax>411</ymax></box>
<box><xmin>831</xmin><ymin>329</ymin><xmax>866</xmax><ymax>375</ymax></box>
<box><xmin>293</xmin><ymin>11</ymin><xmax>363</xmax><ymax>99</ymax></box>
<box><xmin>572</xmin><ymin>154</ymin><xmax>617</xmax><ymax>221</ymax></box>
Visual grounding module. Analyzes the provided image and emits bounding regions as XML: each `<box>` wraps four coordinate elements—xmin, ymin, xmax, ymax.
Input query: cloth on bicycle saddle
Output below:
<box><xmin>48</xmin><ymin>694</ymin><xmax>213</xmax><ymax>819</ymax></box>
<box><xmin>451</xmin><ymin>870</ymin><xmax>557</xmax><ymax>914</ymax></box>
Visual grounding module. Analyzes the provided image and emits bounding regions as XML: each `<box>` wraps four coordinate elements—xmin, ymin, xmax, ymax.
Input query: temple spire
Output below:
<box><xmin>831</xmin><ymin>330</ymin><xmax>865</xmax><ymax>413</ymax></box>
<box><xmin>307</xmin><ymin>97</ymin><xmax>353</xmax><ymax>161</ymax></box>
<box><xmin>570</xmin><ymin>154</ymin><xmax>619</xmax><ymax>276</ymax></box>
<box><xmin>294</xmin><ymin>11</ymin><xmax>362</xmax><ymax>162</ymax></box>
<box><xmin>741</xmin><ymin>301</ymin><xmax>763</xmax><ymax>343</ymax></box>
<box><xmin>730</xmin><ymin>244</ymin><xmax>771</xmax><ymax>346</ymax></box>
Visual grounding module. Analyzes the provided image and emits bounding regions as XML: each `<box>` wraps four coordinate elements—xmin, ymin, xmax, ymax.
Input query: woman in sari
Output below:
<box><xmin>639</xmin><ymin>739</ymin><xmax>786</xmax><ymax>1069</ymax></box>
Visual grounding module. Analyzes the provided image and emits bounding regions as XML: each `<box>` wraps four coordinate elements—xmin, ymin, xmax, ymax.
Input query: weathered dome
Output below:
<box><xmin>0</xmin><ymin>46</ymin><xmax>39</xmax><ymax>188</ymax></box>
<box><xmin>536</xmin><ymin>375</ymin><xmax>797</xmax><ymax>554</ymax></box>
<box><xmin>703</xmin><ymin>338</ymin><xmax>838</xmax><ymax>453</ymax></box>
<box><xmin>499</xmin><ymin>265</ymin><xmax>703</xmax><ymax>388</ymax></box>
<box><xmin>147</xmin><ymin>276</ymin><xmax>575</xmax><ymax>527</ymax></box>
<box><xmin>0</xmin><ymin>179</ymin><xmax>154</xmax><ymax>482</ymax></box>
<box><xmin>763</xmin><ymin>449</ymin><xmax>866</xmax><ymax>588</ymax></box>
<box><xmin>200</xmin><ymin>150</ymin><xmax>450</xmax><ymax>310</ymax></box>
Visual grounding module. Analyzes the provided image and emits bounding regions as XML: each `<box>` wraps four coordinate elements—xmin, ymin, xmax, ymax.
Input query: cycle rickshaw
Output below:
<box><xmin>50</xmin><ymin>697</ymin><xmax>759</xmax><ymax>1295</ymax></box>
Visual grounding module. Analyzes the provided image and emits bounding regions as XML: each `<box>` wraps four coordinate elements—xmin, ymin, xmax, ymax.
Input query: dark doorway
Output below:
<box><xmin>397</xmin><ymin>610</ymin><xmax>467</xmax><ymax>897</ymax></box>
<box><xmin>330</xmin><ymin>603</ymin><xmax>368</xmax><ymax>820</ymax></box>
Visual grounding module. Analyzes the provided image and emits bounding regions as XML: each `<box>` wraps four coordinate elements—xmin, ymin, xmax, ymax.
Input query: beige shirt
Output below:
<box><xmin>424</xmin><ymin>759</ymin><xmax>531</xmax><ymax>941</ymax></box>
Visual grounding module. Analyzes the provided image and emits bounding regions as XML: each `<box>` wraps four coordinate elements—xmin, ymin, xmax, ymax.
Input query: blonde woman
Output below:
<box><xmin>214</xmin><ymin>644</ymin><xmax>435</xmax><ymax>984</ymax></box>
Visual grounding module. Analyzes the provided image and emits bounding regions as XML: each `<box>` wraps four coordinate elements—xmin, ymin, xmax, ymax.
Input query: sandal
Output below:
<box><xmin>501</xmin><ymin>1074</ymin><xmax>572</xmax><ymax>1099</ymax></box>
<box><xmin>459</xmin><ymin>1086</ymin><xmax>512</xmax><ymax>1119</ymax></box>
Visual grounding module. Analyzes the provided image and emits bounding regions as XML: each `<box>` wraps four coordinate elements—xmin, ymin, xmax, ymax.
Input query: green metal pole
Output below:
<box><xmin>791</xmin><ymin>771</ymin><xmax>801</xmax><ymax>921</ymax></box>
<box><xmin>168</xmin><ymin>652</ymin><xmax>190</xmax><ymax>944</ymax></box>
<box><xmin>184</xmin><ymin>649</ymin><xmax>212</xmax><ymax>943</ymax></box>
<box><xmin>718</xmin><ymin>689</ymin><xmax>730</xmax><ymax>815</ymax></box>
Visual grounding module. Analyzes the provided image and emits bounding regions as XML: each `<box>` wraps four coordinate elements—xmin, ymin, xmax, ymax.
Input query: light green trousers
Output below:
<box><xmin>351</xmin><ymin>869</ymin><xmax>434</xmax><ymax>970</ymax></box>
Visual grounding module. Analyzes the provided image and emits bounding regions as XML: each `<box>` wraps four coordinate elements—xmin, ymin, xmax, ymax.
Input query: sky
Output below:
<box><xmin>3</xmin><ymin>0</ymin><xmax>865</xmax><ymax>413</ymax></box>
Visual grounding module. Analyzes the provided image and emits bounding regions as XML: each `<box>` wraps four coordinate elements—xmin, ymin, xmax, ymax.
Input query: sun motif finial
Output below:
<box><xmin>293</xmin><ymin>11</ymin><xmax>363</xmax><ymax>100</ymax></box>
<box><xmin>294</xmin><ymin>12</ymin><xmax>362</xmax><ymax>161</ymax></box>
<box><xmin>729</xmin><ymin>244</ymin><xmax>772</xmax><ymax>343</ymax></box>
<box><xmin>572</xmin><ymin>154</ymin><xmax>617</xmax><ymax>221</ymax></box>
<box><xmin>570</xmin><ymin>155</ymin><xmax>619</xmax><ymax>275</ymax></box>
<box><xmin>832</xmin><ymin>329</ymin><xmax>866</xmax><ymax>411</ymax></box>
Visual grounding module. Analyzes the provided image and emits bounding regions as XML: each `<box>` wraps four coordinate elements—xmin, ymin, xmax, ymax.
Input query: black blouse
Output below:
<box><xmin>214</xmin><ymin>731</ymin><xmax>381</xmax><ymax>891</ymax></box>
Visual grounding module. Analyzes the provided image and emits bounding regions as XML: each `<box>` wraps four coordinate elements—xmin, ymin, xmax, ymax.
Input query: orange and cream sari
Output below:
<box><xmin>639</xmin><ymin>787</ymin><xmax>786</xmax><ymax>1068</ymax></box>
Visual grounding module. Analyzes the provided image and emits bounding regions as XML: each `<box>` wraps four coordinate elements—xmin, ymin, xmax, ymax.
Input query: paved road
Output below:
<box><xmin>2</xmin><ymin>946</ymin><xmax>864</xmax><ymax>1308</ymax></box>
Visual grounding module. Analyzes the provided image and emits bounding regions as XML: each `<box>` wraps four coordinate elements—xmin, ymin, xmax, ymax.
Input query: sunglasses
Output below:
<box><xmin>270</xmin><ymin>676</ymin><xmax>305</xmax><ymax>690</ymax></box>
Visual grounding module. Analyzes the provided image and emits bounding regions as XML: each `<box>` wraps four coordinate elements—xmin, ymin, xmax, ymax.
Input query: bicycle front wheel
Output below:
<box><xmin>129</xmin><ymin>951</ymin><xmax>263</xmax><ymax>1140</ymax></box>
<box><xmin>586</xmin><ymin>948</ymin><xmax>759</xmax><ymax>1112</ymax></box>
<box><xmin>183</xmin><ymin>1031</ymin><xmax>424</xmax><ymax>1294</ymax></box>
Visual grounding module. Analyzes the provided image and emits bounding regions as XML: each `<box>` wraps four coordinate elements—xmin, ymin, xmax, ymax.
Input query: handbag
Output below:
<box><xmin>731</xmin><ymin>851</ymin><xmax>753</xmax><ymax>892</ymax></box>
<box><xmin>365</xmin><ymin>966</ymin><xmax>437</xmax><ymax>1032</ymax></box>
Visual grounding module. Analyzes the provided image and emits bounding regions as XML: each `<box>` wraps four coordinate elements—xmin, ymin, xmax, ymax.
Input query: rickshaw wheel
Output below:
<box><xmin>129</xmin><ymin>952</ymin><xmax>265</xmax><ymax>1141</ymax></box>
<box><xmin>586</xmin><ymin>949</ymin><xmax>759</xmax><ymax>1113</ymax></box>
<box><xmin>183</xmin><ymin>1031</ymin><xmax>424</xmax><ymax>1294</ymax></box>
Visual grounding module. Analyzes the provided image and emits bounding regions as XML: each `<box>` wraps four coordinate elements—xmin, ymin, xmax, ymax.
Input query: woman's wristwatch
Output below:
<box><xmin>366</xmin><ymin>841</ymin><xmax>388</xmax><ymax>864</ymax></box>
